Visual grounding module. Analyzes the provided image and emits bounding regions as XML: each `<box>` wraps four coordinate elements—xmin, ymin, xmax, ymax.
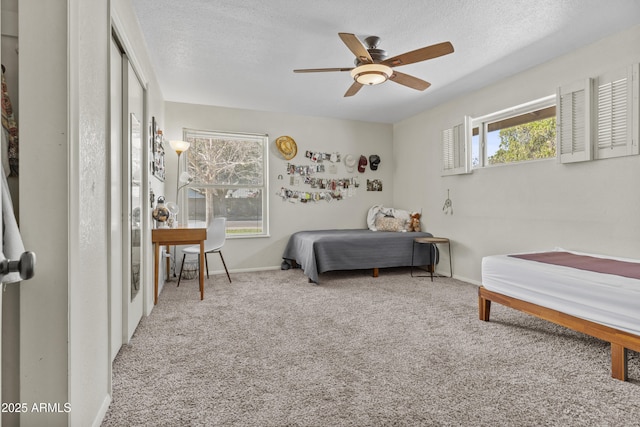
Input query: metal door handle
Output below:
<box><xmin>1</xmin><ymin>251</ymin><xmax>36</xmax><ymax>281</ymax></box>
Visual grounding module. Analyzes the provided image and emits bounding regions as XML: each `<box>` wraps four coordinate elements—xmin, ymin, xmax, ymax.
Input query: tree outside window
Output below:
<box><xmin>184</xmin><ymin>129</ymin><xmax>268</xmax><ymax>237</ymax></box>
<box><xmin>471</xmin><ymin>97</ymin><xmax>557</xmax><ymax>168</ymax></box>
<box><xmin>488</xmin><ymin>117</ymin><xmax>556</xmax><ymax>165</ymax></box>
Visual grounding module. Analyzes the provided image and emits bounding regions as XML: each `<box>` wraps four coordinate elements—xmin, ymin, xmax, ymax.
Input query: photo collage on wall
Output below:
<box><xmin>274</xmin><ymin>135</ymin><xmax>382</xmax><ymax>203</ymax></box>
<box><xmin>150</xmin><ymin>116</ymin><xmax>165</xmax><ymax>181</ymax></box>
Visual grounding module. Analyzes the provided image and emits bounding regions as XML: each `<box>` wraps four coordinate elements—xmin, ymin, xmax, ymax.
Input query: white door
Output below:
<box><xmin>125</xmin><ymin>59</ymin><xmax>144</xmax><ymax>340</ymax></box>
<box><xmin>109</xmin><ymin>37</ymin><xmax>124</xmax><ymax>361</ymax></box>
<box><xmin>110</xmin><ymin>37</ymin><xmax>144</xmax><ymax>359</ymax></box>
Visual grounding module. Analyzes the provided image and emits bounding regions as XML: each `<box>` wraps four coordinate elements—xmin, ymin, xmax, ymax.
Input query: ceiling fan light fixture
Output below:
<box><xmin>350</xmin><ymin>63</ymin><xmax>392</xmax><ymax>85</ymax></box>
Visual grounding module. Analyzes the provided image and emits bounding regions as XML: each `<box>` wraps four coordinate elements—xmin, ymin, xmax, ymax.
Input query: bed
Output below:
<box><xmin>479</xmin><ymin>249</ymin><xmax>640</xmax><ymax>381</ymax></box>
<box><xmin>282</xmin><ymin>229</ymin><xmax>437</xmax><ymax>283</ymax></box>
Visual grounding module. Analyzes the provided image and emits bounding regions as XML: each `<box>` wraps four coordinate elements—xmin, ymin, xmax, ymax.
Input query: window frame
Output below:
<box><xmin>182</xmin><ymin>128</ymin><xmax>270</xmax><ymax>239</ymax></box>
<box><xmin>471</xmin><ymin>95</ymin><xmax>557</xmax><ymax>169</ymax></box>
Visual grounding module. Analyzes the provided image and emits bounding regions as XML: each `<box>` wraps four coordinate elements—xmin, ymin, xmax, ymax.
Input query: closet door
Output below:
<box><xmin>125</xmin><ymin>57</ymin><xmax>144</xmax><ymax>340</ymax></box>
<box><xmin>109</xmin><ymin>37</ymin><xmax>124</xmax><ymax>360</ymax></box>
<box><xmin>110</xmin><ymin>36</ymin><xmax>144</xmax><ymax>359</ymax></box>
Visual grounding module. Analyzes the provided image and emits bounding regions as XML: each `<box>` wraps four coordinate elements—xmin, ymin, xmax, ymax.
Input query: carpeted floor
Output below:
<box><xmin>102</xmin><ymin>268</ymin><xmax>640</xmax><ymax>426</ymax></box>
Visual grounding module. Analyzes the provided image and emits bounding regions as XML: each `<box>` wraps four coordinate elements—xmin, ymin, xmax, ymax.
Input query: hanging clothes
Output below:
<box><xmin>1</xmin><ymin>68</ymin><xmax>18</xmax><ymax>177</ymax></box>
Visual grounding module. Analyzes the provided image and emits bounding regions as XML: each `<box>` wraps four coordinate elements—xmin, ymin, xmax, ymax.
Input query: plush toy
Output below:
<box><xmin>409</xmin><ymin>212</ymin><xmax>421</xmax><ymax>232</ymax></box>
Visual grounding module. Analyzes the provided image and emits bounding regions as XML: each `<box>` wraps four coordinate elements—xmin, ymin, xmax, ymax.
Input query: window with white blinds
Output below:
<box><xmin>556</xmin><ymin>78</ymin><xmax>593</xmax><ymax>163</ymax></box>
<box><xmin>595</xmin><ymin>64</ymin><xmax>639</xmax><ymax>159</ymax></box>
<box><xmin>441</xmin><ymin>116</ymin><xmax>471</xmax><ymax>176</ymax></box>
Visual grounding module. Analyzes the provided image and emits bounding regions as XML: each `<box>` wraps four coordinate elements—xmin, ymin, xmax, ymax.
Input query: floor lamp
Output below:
<box><xmin>169</xmin><ymin>140</ymin><xmax>191</xmax><ymax>212</ymax></box>
<box><xmin>168</xmin><ymin>140</ymin><xmax>191</xmax><ymax>277</ymax></box>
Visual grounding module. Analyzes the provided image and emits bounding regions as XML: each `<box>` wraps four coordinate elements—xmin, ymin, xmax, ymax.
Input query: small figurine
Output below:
<box><xmin>151</xmin><ymin>196</ymin><xmax>170</xmax><ymax>228</ymax></box>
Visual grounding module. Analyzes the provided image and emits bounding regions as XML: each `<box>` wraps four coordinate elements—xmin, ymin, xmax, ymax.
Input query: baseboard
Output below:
<box><xmin>451</xmin><ymin>274</ymin><xmax>481</xmax><ymax>286</ymax></box>
<box><xmin>209</xmin><ymin>266</ymin><xmax>482</xmax><ymax>287</ymax></box>
<box><xmin>207</xmin><ymin>265</ymin><xmax>281</xmax><ymax>276</ymax></box>
<box><xmin>92</xmin><ymin>394</ymin><xmax>112</xmax><ymax>427</ymax></box>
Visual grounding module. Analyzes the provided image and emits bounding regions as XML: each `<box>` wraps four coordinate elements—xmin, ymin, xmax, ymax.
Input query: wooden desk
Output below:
<box><xmin>152</xmin><ymin>227</ymin><xmax>207</xmax><ymax>304</ymax></box>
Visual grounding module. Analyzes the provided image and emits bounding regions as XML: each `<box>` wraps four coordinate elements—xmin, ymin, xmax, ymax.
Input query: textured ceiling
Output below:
<box><xmin>131</xmin><ymin>0</ymin><xmax>640</xmax><ymax>124</ymax></box>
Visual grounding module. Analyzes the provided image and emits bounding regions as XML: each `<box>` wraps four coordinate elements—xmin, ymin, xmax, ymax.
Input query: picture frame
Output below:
<box><xmin>150</xmin><ymin>116</ymin><xmax>165</xmax><ymax>181</ymax></box>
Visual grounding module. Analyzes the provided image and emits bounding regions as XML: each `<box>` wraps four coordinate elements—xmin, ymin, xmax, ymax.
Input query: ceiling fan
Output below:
<box><xmin>293</xmin><ymin>33</ymin><xmax>454</xmax><ymax>97</ymax></box>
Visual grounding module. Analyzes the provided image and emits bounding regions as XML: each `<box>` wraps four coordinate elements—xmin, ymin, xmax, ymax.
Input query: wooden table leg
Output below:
<box><xmin>199</xmin><ymin>240</ymin><xmax>205</xmax><ymax>300</ymax></box>
<box><xmin>165</xmin><ymin>245</ymin><xmax>171</xmax><ymax>280</ymax></box>
<box><xmin>154</xmin><ymin>242</ymin><xmax>160</xmax><ymax>305</ymax></box>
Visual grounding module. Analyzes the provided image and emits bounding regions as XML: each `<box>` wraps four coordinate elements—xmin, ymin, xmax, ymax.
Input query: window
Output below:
<box><xmin>471</xmin><ymin>95</ymin><xmax>557</xmax><ymax>168</ymax></box>
<box><xmin>183</xmin><ymin>129</ymin><xmax>269</xmax><ymax>238</ymax></box>
<box><xmin>444</xmin><ymin>64</ymin><xmax>638</xmax><ymax>172</ymax></box>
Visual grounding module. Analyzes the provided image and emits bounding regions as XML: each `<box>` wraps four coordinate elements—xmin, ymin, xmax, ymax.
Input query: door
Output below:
<box><xmin>124</xmin><ymin>52</ymin><xmax>144</xmax><ymax>342</ymax></box>
<box><xmin>109</xmin><ymin>36</ymin><xmax>123</xmax><ymax>361</ymax></box>
<box><xmin>110</xmin><ymin>36</ymin><xmax>144</xmax><ymax>360</ymax></box>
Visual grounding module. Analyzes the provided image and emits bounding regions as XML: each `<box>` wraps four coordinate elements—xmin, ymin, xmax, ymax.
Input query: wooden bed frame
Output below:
<box><xmin>289</xmin><ymin>262</ymin><xmax>434</xmax><ymax>282</ymax></box>
<box><xmin>478</xmin><ymin>286</ymin><xmax>640</xmax><ymax>381</ymax></box>
<box><xmin>290</xmin><ymin>260</ymin><xmax>381</xmax><ymax>278</ymax></box>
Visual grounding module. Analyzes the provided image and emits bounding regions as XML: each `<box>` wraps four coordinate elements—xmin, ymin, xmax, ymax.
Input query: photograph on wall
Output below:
<box><xmin>367</xmin><ymin>179</ymin><xmax>383</xmax><ymax>191</ymax></box>
<box><xmin>150</xmin><ymin>116</ymin><xmax>166</xmax><ymax>181</ymax></box>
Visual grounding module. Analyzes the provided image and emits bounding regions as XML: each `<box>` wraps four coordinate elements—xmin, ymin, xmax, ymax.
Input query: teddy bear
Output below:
<box><xmin>408</xmin><ymin>212</ymin><xmax>421</xmax><ymax>232</ymax></box>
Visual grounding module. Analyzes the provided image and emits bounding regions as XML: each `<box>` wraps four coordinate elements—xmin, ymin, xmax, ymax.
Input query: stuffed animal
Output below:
<box><xmin>409</xmin><ymin>212</ymin><xmax>421</xmax><ymax>232</ymax></box>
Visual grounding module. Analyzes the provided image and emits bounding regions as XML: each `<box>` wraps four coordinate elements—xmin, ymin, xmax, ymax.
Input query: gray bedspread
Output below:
<box><xmin>282</xmin><ymin>229</ymin><xmax>435</xmax><ymax>283</ymax></box>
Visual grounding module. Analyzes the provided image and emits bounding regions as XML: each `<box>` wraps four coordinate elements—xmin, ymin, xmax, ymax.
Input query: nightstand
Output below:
<box><xmin>411</xmin><ymin>237</ymin><xmax>452</xmax><ymax>281</ymax></box>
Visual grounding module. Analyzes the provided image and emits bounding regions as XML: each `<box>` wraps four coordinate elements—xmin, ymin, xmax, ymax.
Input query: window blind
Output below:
<box><xmin>556</xmin><ymin>78</ymin><xmax>593</xmax><ymax>163</ymax></box>
<box><xmin>441</xmin><ymin>116</ymin><xmax>471</xmax><ymax>176</ymax></box>
<box><xmin>595</xmin><ymin>64</ymin><xmax>639</xmax><ymax>159</ymax></box>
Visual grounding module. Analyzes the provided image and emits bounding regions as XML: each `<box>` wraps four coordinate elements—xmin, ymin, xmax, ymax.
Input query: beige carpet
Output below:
<box><xmin>102</xmin><ymin>268</ymin><xmax>640</xmax><ymax>426</ymax></box>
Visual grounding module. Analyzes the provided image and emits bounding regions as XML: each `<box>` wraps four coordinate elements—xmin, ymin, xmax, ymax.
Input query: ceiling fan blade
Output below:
<box><xmin>381</xmin><ymin>41</ymin><xmax>454</xmax><ymax>67</ymax></box>
<box><xmin>294</xmin><ymin>67</ymin><xmax>353</xmax><ymax>73</ymax></box>
<box><xmin>338</xmin><ymin>33</ymin><xmax>373</xmax><ymax>64</ymax></box>
<box><xmin>344</xmin><ymin>81</ymin><xmax>363</xmax><ymax>97</ymax></box>
<box><xmin>389</xmin><ymin>71</ymin><xmax>431</xmax><ymax>91</ymax></box>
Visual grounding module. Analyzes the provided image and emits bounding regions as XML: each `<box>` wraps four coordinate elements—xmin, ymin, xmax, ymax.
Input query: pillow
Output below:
<box><xmin>375</xmin><ymin>216</ymin><xmax>406</xmax><ymax>232</ymax></box>
<box><xmin>367</xmin><ymin>205</ymin><xmax>384</xmax><ymax>230</ymax></box>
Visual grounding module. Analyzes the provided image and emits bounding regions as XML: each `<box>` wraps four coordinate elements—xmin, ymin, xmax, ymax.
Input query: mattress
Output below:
<box><xmin>482</xmin><ymin>249</ymin><xmax>640</xmax><ymax>336</ymax></box>
<box><xmin>283</xmin><ymin>229</ymin><xmax>435</xmax><ymax>283</ymax></box>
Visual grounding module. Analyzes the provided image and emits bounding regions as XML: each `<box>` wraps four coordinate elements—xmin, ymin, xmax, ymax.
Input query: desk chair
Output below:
<box><xmin>177</xmin><ymin>217</ymin><xmax>231</xmax><ymax>287</ymax></box>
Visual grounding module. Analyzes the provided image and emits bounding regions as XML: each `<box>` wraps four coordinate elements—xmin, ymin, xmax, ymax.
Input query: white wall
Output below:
<box><xmin>68</xmin><ymin>1</ymin><xmax>111</xmax><ymax>423</ymax></box>
<box><xmin>19</xmin><ymin>0</ymin><xmax>165</xmax><ymax>425</ymax></box>
<box><xmin>164</xmin><ymin>102</ymin><xmax>394</xmax><ymax>272</ymax></box>
<box><xmin>392</xmin><ymin>24</ymin><xmax>640</xmax><ymax>284</ymax></box>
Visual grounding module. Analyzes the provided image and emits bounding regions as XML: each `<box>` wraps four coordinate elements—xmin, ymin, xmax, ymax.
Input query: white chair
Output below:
<box><xmin>177</xmin><ymin>217</ymin><xmax>231</xmax><ymax>286</ymax></box>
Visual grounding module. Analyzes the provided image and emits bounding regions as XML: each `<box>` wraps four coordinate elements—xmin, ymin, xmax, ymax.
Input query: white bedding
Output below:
<box><xmin>482</xmin><ymin>249</ymin><xmax>640</xmax><ymax>336</ymax></box>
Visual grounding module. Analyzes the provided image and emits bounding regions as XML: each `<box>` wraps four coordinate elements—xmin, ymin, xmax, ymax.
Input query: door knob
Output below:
<box><xmin>0</xmin><ymin>251</ymin><xmax>36</xmax><ymax>281</ymax></box>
